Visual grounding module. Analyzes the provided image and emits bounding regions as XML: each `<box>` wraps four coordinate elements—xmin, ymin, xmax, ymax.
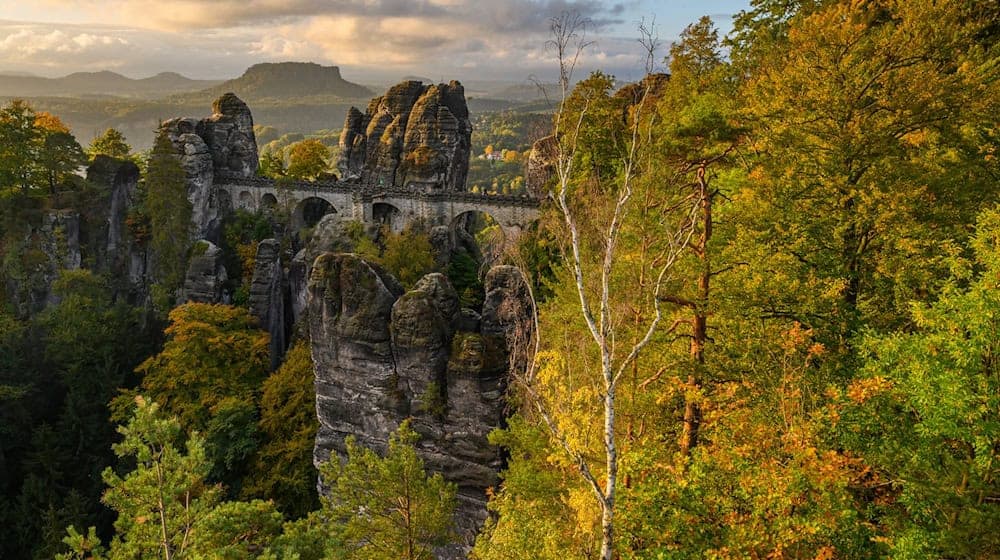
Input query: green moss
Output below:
<box><xmin>416</xmin><ymin>381</ymin><xmax>446</xmax><ymax>419</ymax></box>
<box><xmin>448</xmin><ymin>332</ymin><xmax>485</xmax><ymax>375</ymax></box>
<box><xmin>191</xmin><ymin>240</ymin><xmax>209</xmax><ymax>257</ymax></box>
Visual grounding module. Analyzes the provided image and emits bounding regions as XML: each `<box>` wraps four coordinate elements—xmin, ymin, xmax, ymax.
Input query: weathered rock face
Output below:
<box><xmin>86</xmin><ymin>156</ymin><xmax>139</xmax><ymax>260</ymax></box>
<box><xmin>3</xmin><ymin>208</ymin><xmax>85</xmax><ymax>316</ymax></box>
<box><xmin>338</xmin><ymin>80</ymin><xmax>471</xmax><ymax>192</ymax></box>
<box><xmin>309</xmin><ymin>254</ymin><xmax>531</xmax><ymax>555</ymax></box>
<box><xmin>309</xmin><ymin>253</ymin><xmax>406</xmax><ymax>459</ymax></box>
<box><xmin>199</xmin><ymin>93</ymin><xmax>259</xmax><ymax>179</ymax></box>
<box><xmin>525</xmin><ymin>134</ymin><xmax>558</xmax><ymax>197</ymax></box>
<box><xmin>249</xmin><ymin>239</ymin><xmax>287</xmax><ymax>370</ymax></box>
<box><xmin>160</xmin><ymin>93</ymin><xmax>257</xmax><ymax>239</ymax></box>
<box><xmin>85</xmin><ymin>156</ymin><xmax>150</xmax><ymax>304</ymax></box>
<box><xmin>613</xmin><ymin>72</ymin><xmax>670</xmax><ymax>110</ymax></box>
<box><xmin>288</xmin><ymin>250</ymin><xmax>310</xmax><ymax>326</ymax></box>
<box><xmin>160</xmin><ymin>118</ymin><xmax>217</xmax><ymax>239</ymax></box>
<box><xmin>41</xmin><ymin>211</ymin><xmax>82</xmax><ymax>309</ymax></box>
<box><xmin>181</xmin><ymin>241</ymin><xmax>227</xmax><ymax>303</ymax></box>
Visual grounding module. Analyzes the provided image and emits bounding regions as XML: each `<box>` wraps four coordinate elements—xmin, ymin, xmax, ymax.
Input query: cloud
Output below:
<box><xmin>241</xmin><ymin>1</ymin><xmax>639</xmax><ymax>78</ymax></box>
<box><xmin>0</xmin><ymin>25</ymin><xmax>129</xmax><ymax>70</ymax></box>
<box><xmin>0</xmin><ymin>0</ymin><xmax>686</xmax><ymax>81</ymax></box>
<box><xmin>42</xmin><ymin>0</ymin><xmax>623</xmax><ymax>33</ymax></box>
<box><xmin>0</xmin><ymin>21</ymin><xmax>268</xmax><ymax>78</ymax></box>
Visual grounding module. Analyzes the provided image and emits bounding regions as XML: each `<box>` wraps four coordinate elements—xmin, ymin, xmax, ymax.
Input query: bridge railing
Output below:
<box><xmin>215</xmin><ymin>175</ymin><xmax>543</xmax><ymax>208</ymax></box>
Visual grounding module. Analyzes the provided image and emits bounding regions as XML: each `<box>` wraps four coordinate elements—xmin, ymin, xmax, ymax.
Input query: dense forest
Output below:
<box><xmin>2</xmin><ymin>0</ymin><xmax>1000</xmax><ymax>558</ymax></box>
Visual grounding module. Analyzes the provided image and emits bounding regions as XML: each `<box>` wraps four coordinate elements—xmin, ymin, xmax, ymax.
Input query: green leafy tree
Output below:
<box><xmin>204</xmin><ymin>398</ymin><xmax>260</xmax><ymax>497</ymax></box>
<box><xmin>320</xmin><ymin>421</ymin><xmax>457</xmax><ymax>560</ymax></box>
<box><xmin>737</xmin><ymin>0</ymin><xmax>1000</xmax><ymax>339</ymax></box>
<box><xmin>38</xmin><ymin>131</ymin><xmax>85</xmax><ymax>193</ymax></box>
<box><xmin>10</xmin><ymin>271</ymin><xmax>149</xmax><ymax>559</ymax></box>
<box><xmin>0</xmin><ymin>99</ymin><xmax>44</xmax><ymax>194</ymax></box>
<box><xmin>286</xmin><ymin>139</ymin><xmax>330</xmax><ymax>181</ymax></box>
<box><xmin>379</xmin><ymin>225</ymin><xmax>437</xmax><ymax>289</ymax></box>
<box><xmin>132</xmin><ymin>303</ymin><xmax>269</xmax><ymax>432</ymax></box>
<box><xmin>59</xmin><ymin>398</ymin><xmax>285</xmax><ymax>560</ymax></box>
<box><xmin>145</xmin><ymin>130</ymin><xmax>192</xmax><ymax>297</ymax></box>
<box><xmin>844</xmin><ymin>207</ymin><xmax>1000</xmax><ymax>558</ymax></box>
<box><xmin>242</xmin><ymin>342</ymin><xmax>320</xmax><ymax>518</ymax></box>
<box><xmin>32</xmin><ymin>112</ymin><xmax>86</xmax><ymax>194</ymax></box>
<box><xmin>87</xmin><ymin>128</ymin><xmax>131</xmax><ymax>160</ymax></box>
<box><xmin>188</xmin><ymin>500</ymin><xmax>284</xmax><ymax>560</ymax></box>
<box><xmin>258</xmin><ymin>150</ymin><xmax>286</xmax><ymax>179</ymax></box>
<box><xmin>128</xmin><ymin>303</ymin><xmax>268</xmax><ymax>494</ymax></box>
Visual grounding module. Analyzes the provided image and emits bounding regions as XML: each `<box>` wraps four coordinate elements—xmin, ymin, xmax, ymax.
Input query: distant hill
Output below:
<box><xmin>0</xmin><ymin>62</ymin><xmax>553</xmax><ymax>151</ymax></box>
<box><xmin>190</xmin><ymin>62</ymin><xmax>373</xmax><ymax>101</ymax></box>
<box><xmin>0</xmin><ymin>71</ymin><xmax>221</xmax><ymax>98</ymax></box>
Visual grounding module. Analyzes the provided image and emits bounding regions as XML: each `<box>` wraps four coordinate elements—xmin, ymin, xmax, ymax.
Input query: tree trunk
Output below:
<box><xmin>601</xmin><ymin>379</ymin><xmax>617</xmax><ymax>560</ymax></box>
<box><xmin>681</xmin><ymin>166</ymin><xmax>712</xmax><ymax>456</ymax></box>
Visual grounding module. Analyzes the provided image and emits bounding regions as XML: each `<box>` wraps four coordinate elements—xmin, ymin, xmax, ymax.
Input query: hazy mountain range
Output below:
<box><xmin>0</xmin><ymin>62</ymin><xmax>550</xmax><ymax>149</ymax></box>
<box><xmin>0</xmin><ymin>70</ymin><xmax>222</xmax><ymax>98</ymax></box>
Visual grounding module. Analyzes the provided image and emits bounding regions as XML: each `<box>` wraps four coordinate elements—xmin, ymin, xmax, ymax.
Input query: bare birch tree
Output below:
<box><xmin>507</xmin><ymin>14</ymin><xmax>700</xmax><ymax>559</ymax></box>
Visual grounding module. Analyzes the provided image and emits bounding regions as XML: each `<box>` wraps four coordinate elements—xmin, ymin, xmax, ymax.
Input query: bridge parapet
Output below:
<box><xmin>216</xmin><ymin>176</ymin><xmax>541</xmax><ymax>206</ymax></box>
<box><xmin>213</xmin><ymin>176</ymin><xmax>543</xmax><ymax>234</ymax></box>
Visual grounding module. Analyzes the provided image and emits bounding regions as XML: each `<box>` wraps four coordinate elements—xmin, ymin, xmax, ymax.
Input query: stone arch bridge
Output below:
<box><xmin>216</xmin><ymin>177</ymin><xmax>541</xmax><ymax>238</ymax></box>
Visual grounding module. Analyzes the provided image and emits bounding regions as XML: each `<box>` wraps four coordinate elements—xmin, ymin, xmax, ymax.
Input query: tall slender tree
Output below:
<box><xmin>144</xmin><ymin>130</ymin><xmax>192</xmax><ymax>298</ymax></box>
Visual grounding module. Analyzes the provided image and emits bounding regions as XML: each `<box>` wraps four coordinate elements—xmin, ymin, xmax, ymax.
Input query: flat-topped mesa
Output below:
<box><xmin>338</xmin><ymin>80</ymin><xmax>472</xmax><ymax>192</ymax></box>
<box><xmin>159</xmin><ymin>92</ymin><xmax>258</xmax><ymax>238</ymax></box>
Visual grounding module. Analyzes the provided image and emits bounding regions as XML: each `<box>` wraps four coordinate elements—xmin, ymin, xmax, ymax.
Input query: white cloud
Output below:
<box><xmin>0</xmin><ymin>26</ymin><xmax>128</xmax><ymax>69</ymax></box>
<box><xmin>0</xmin><ymin>0</ymin><xmax>726</xmax><ymax>81</ymax></box>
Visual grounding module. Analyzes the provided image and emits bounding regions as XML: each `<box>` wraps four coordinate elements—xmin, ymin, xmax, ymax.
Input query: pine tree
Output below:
<box><xmin>100</xmin><ymin>396</ymin><xmax>220</xmax><ymax>560</ymax></box>
<box><xmin>145</xmin><ymin>130</ymin><xmax>192</xmax><ymax>298</ymax></box>
<box><xmin>320</xmin><ymin>421</ymin><xmax>457</xmax><ymax>559</ymax></box>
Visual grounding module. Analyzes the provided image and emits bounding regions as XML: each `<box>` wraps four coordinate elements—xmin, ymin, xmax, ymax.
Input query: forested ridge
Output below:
<box><xmin>1</xmin><ymin>0</ymin><xmax>1000</xmax><ymax>558</ymax></box>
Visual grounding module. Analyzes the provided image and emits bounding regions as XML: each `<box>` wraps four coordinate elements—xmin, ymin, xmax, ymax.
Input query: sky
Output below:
<box><xmin>0</xmin><ymin>0</ymin><xmax>751</xmax><ymax>84</ymax></box>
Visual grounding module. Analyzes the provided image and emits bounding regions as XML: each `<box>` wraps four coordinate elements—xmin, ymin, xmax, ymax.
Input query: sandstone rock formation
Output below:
<box><xmin>85</xmin><ymin>156</ymin><xmax>150</xmax><ymax>304</ymax></box>
<box><xmin>308</xmin><ymin>254</ymin><xmax>531</xmax><ymax>555</ymax></box>
<box><xmin>199</xmin><ymin>93</ymin><xmax>258</xmax><ymax>179</ymax></box>
<box><xmin>249</xmin><ymin>239</ymin><xmax>288</xmax><ymax>370</ymax></box>
<box><xmin>160</xmin><ymin>118</ymin><xmax>216</xmax><ymax>239</ymax></box>
<box><xmin>338</xmin><ymin>80</ymin><xmax>472</xmax><ymax>192</ymax></box>
<box><xmin>524</xmin><ymin>74</ymin><xmax>669</xmax><ymax>199</ymax></box>
<box><xmin>86</xmin><ymin>155</ymin><xmax>139</xmax><ymax>261</ymax></box>
<box><xmin>160</xmin><ymin>93</ymin><xmax>257</xmax><ymax>239</ymax></box>
<box><xmin>613</xmin><ymin>72</ymin><xmax>670</xmax><ymax>110</ymax></box>
<box><xmin>525</xmin><ymin>134</ymin><xmax>558</xmax><ymax>197</ymax></box>
<box><xmin>181</xmin><ymin>240</ymin><xmax>227</xmax><ymax>303</ymax></box>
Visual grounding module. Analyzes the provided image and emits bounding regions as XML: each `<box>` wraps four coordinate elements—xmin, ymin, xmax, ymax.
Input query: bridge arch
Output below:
<box><xmin>261</xmin><ymin>192</ymin><xmax>278</xmax><ymax>210</ymax></box>
<box><xmin>445</xmin><ymin>200</ymin><xmax>536</xmax><ymax>243</ymax></box>
<box><xmin>451</xmin><ymin>210</ymin><xmax>506</xmax><ymax>263</ymax></box>
<box><xmin>237</xmin><ymin>191</ymin><xmax>254</xmax><ymax>211</ymax></box>
<box><xmin>293</xmin><ymin>196</ymin><xmax>338</xmax><ymax>231</ymax></box>
<box><xmin>372</xmin><ymin>202</ymin><xmax>403</xmax><ymax>233</ymax></box>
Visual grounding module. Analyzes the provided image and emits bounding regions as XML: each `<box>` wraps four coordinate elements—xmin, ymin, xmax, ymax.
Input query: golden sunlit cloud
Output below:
<box><xmin>0</xmin><ymin>1</ymin><xmax>739</xmax><ymax>80</ymax></box>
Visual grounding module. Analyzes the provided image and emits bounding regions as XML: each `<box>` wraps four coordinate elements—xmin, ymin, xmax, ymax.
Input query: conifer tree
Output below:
<box><xmin>321</xmin><ymin>421</ymin><xmax>457</xmax><ymax>560</ymax></box>
<box><xmin>145</xmin><ymin>130</ymin><xmax>192</xmax><ymax>298</ymax></box>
